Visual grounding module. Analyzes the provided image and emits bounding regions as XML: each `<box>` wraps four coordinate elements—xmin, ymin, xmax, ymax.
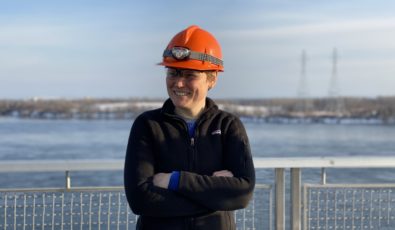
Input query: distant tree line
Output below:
<box><xmin>1</xmin><ymin>97</ymin><xmax>395</xmax><ymax>123</ymax></box>
<box><xmin>220</xmin><ymin>97</ymin><xmax>395</xmax><ymax>121</ymax></box>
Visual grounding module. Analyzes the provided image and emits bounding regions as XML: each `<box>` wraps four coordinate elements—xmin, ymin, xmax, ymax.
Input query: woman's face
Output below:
<box><xmin>166</xmin><ymin>68</ymin><xmax>216</xmax><ymax>114</ymax></box>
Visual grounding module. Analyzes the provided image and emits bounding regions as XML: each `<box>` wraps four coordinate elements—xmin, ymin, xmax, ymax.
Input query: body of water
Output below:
<box><xmin>1</xmin><ymin>118</ymin><xmax>395</xmax><ymax>187</ymax></box>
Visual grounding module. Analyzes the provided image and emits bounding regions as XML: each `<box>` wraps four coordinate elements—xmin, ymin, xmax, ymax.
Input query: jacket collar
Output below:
<box><xmin>161</xmin><ymin>97</ymin><xmax>218</xmax><ymax>119</ymax></box>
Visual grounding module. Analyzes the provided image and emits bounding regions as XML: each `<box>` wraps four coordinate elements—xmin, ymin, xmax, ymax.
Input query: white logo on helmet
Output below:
<box><xmin>171</xmin><ymin>47</ymin><xmax>191</xmax><ymax>60</ymax></box>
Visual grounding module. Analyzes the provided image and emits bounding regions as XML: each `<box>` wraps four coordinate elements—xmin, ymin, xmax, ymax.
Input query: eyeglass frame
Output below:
<box><xmin>166</xmin><ymin>68</ymin><xmax>206</xmax><ymax>81</ymax></box>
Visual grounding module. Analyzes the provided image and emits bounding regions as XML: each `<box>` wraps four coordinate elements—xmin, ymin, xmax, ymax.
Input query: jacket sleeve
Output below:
<box><xmin>176</xmin><ymin>117</ymin><xmax>256</xmax><ymax>211</ymax></box>
<box><xmin>124</xmin><ymin>115</ymin><xmax>210</xmax><ymax>217</ymax></box>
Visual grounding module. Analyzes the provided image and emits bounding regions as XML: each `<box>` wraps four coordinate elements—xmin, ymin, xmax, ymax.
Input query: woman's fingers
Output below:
<box><xmin>212</xmin><ymin>170</ymin><xmax>233</xmax><ymax>177</ymax></box>
<box><xmin>153</xmin><ymin>173</ymin><xmax>171</xmax><ymax>188</ymax></box>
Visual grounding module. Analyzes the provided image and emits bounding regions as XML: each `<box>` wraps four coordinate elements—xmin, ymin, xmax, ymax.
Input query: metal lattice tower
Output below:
<box><xmin>328</xmin><ymin>48</ymin><xmax>339</xmax><ymax>97</ymax></box>
<box><xmin>327</xmin><ymin>47</ymin><xmax>345</xmax><ymax>115</ymax></box>
<box><xmin>297</xmin><ymin>49</ymin><xmax>309</xmax><ymax>98</ymax></box>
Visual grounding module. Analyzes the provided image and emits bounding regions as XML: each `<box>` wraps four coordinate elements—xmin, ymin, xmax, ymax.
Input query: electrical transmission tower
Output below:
<box><xmin>296</xmin><ymin>49</ymin><xmax>312</xmax><ymax>114</ymax></box>
<box><xmin>328</xmin><ymin>47</ymin><xmax>344</xmax><ymax>115</ymax></box>
<box><xmin>297</xmin><ymin>49</ymin><xmax>309</xmax><ymax>98</ymax></box>
<box><xmin>328</xmin><ymin>48</ymin><xmax>339</xmax><ymax>97</ymax></box>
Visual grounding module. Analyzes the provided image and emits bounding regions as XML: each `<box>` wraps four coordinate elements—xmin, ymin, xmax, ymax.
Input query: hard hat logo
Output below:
<box><xmin>159</xmin><ymin>25</ymin><xmax>224</xmax><ymax>72</ymax></box>
<box><xmin>171</xmin><ymin>47</ymin><xmax>191</xmax><ymax>60</ymax></box>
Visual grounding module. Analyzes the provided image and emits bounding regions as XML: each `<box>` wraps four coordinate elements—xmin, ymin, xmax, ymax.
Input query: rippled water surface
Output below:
<box><xmin>1</xmin><ymin>118</ymin><xmax>395</xmax><ymax>187</ymax></box>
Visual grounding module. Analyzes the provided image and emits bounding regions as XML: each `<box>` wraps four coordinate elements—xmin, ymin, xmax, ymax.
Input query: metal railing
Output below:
<box><xmin>1</xmin><ymin>157</ymin><xmax>395</xmax><ymax>230</ymax></box>
<box><xmin>254</xmin><ymin>157</ymin><xmax>395</xmax><ymax>230</ymax></box>
<box><xmin>0</xmin><ymin>189</ymin><xmax>134</xmax><ymax>230</ymax></box>
<box><xmin>304</xmin><ymin>184</ymin><xmax>395</xmax><ymax>230</ymax></box>
<box><xmin>0</xmin><ymin>159</ymin><xmax>272</xmax><ymax>230</ymax></box>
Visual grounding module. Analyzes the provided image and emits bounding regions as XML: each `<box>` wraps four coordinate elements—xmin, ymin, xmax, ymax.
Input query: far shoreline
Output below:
<box><xmin>0</xmin><ymin>97</ymin><xmax>394</xmax><ymax>125</ymax></box>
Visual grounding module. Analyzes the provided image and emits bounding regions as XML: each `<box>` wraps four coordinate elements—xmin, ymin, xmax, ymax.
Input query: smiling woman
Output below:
<box><xmin>124</xmin><ymin>25</ymin><xmax>255</xmax><ymax>230</ymax></box>
<box><xmin>166</xmin><ymin>68</ymin><xmax>217</xmax><ymax>119</ymax></box>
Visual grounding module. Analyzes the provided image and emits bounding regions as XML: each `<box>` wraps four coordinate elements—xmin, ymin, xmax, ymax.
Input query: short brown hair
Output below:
<box><xmin>205</xmin><ymin>71</ymin><xmax>217</xmax><ymax>83</ymax></box>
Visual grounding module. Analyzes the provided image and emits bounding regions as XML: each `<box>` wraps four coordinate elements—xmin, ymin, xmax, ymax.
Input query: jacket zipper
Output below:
<box><xmin>190</xmin><ymin>137</ymin><xmax>196</xmax><ymax>171</ymax></box>
<box><xmin>165</xmin><ymin>113</ymin><xmax>202</xmax><ymax>171</ymax></box>
<box><xmin>190</xmin><ymin>119</ymin><xmax>202</xmax><ymax>172</ymax></box>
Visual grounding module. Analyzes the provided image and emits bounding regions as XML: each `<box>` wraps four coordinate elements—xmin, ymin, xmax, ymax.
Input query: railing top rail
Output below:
<box><xmin>0</xmin><ymin>159</ymin><xmax>123</xmax><ymax>172</ymax></box>
<box><xmin>254</xmin><ymin>157</ymin><xmax>395</xmax><ymax>168</ymax></box>
<box><xmin>1</xmin><ymin>157</ymin><xmax>395</xmax><ymax>172</ymax></box>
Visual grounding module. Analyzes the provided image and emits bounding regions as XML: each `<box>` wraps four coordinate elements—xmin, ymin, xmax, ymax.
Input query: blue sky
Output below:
<box><xmin>1</xmin><ymin>0</ymin><xmax>395</xmax><ymax>99</ymax></box>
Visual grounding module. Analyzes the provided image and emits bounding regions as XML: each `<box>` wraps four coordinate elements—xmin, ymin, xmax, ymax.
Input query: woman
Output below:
<box><xmin>124</xmin><ymin>25</ymin><xmax>255</xmax><ymax>230</ymax></box>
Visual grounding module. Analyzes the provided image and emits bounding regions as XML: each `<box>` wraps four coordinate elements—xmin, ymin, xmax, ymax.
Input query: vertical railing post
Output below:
<box><xmin>291</xmin><ymin>168</ymin><xmax>301</xmax><ymax>230</ymax></box>
<box><xmin>321</xmin><ymin>168</ymin><xmax>327</xmax><ymax>185</ymax></box>
<box><xmin>65</xmin><ymin>171</ymin><xmax>71</xmax><ymax>190</ymax></box>
<box><xmin>275</xmin><ymin>168</ymin><xmax>285</xmax><ymax>230</ymax></box>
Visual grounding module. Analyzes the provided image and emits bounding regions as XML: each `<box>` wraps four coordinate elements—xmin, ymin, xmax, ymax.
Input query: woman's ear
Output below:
<box><xmin>208</xmin><ymin>72</ymin><xmax>218</xmax><ymax>91</ymax></box>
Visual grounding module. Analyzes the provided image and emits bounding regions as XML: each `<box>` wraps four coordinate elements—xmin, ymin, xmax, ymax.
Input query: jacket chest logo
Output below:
<box><xmin>211</xmin><ymin>129</ymin><xmax>222</xmax><ymax>135</ymax></box>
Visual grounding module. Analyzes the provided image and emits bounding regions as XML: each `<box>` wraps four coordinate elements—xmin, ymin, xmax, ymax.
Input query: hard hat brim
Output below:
<box><xmin>157</xmin><ymin>60</ymin><xmax>224</xmax><ymax>72</ymax></box>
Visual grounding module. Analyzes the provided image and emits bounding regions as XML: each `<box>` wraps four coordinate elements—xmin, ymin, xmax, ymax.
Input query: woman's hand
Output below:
<box><xmin>153</xmin><ymin>173</ymin><xmax>171</xmax><ymax>189</ymax></box>
<box><xmin>153</xmin><ymin>170</ymin><xmax>233</xmax><ymax>189</ymax></box>
<box><xmin>212</xmin><ymin>170</ymin><xmax>233</xmax><ymax>177</ymax></box>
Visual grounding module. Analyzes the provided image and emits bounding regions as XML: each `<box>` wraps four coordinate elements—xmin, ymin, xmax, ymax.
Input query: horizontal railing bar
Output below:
<box><xmin>253</xmin><ymin>157</ymin><xmax>395</xmax><ymax>168</ymax></box>
<box><xmin>1</xmin><ymin>157</ymin><xmax>395</xmax><ymax>173</ymax></box>
<box><xmin>0</xmin><ymin>186</ymin><xmax>125</xmax><ymax>193</ymax></box>
<box><xmin>0</xmin><ymin>184</ymin><xmax>272</xmax><ymax>192</ymax></box>
<box><xmin>255</xmin><ymin>184</ymin><xmax>272</xmax><ymax>189</ymax></box>
<box><xmin>0</xmin><ymin>159</ymin><xmax>123</xmax><ymax>172</ymax></box>
<box><xmin>304</xmin><ymin>183</ymin><xmax>395</xmax><ymax>188</ymax></box>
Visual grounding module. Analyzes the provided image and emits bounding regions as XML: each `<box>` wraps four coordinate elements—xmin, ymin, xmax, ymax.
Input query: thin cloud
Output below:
<box><xmin>220</xmin><ymin>17</ymin><xmax>395</xmax><ymax>38</ymax></box>
<box><xmin>0</xmin><ymin>24</ymin><xmax>76</xmax><ymax>47</ymax></box>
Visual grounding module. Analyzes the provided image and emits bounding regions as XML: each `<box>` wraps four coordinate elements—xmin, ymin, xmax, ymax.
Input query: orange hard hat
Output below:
<box><xmin>159</xmin><ymin>25</ymin><xmax>224</xmax><ymax>71</ymax></box>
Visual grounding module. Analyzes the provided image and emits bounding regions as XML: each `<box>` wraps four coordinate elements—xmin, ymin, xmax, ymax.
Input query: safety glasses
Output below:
<box><xmin>166</xmin><ymin>68</ymin><xmax>203</xmax><ymax>81</ymax></box>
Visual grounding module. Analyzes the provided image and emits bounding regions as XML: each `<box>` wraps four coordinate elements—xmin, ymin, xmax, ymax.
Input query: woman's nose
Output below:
<box><xmin>175</xmin><ymin>77</ymin><xmax>186</xmax><ymax>87</ymax></box>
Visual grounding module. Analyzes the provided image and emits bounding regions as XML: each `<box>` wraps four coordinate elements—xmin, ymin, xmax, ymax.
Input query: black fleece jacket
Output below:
<box><xmin>124</xmin><ymin>98</ymin><xmax>255</xmax><ymax>230</ymax></box>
